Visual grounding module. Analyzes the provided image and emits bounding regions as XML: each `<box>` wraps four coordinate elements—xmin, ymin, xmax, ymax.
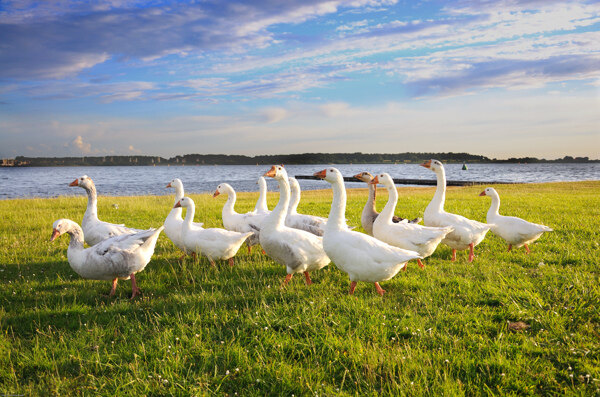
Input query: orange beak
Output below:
<box><xmin>420</xmin><ymin>160</ymin><xmax>431</xmax><ymax>169</ymax></box>
<box><xmin>369</xmin><ymin>176</ymin><xmax>379</xmax><ymax>185</ymax></box>
<box><xmin>263</xmin><ymin>165</ymin><xmax>277</xmax><ymax>178</ymax></box>
<box><xmin>313</xmin><ymin>169</ymin><xmax>327</xmax><ymax>179</ymax></box>
<box><xmin>69</xmin><ymin>179</ymin><xmax>79</xmax><ymax>186</ymax></box>
<box><xmin>174</xmin><ymin>200</ymin><xmax>182</xmax><ymax>208</ymax></box>
<box><xmin>166</xmin><ymin>182</ymin><xmax>172</xmax><ymax>188</ymax></box>
<box><xmin>213</xmin><ymin>190</ymin><xmax>220</xmax><ymax>198</ymax></box>
<box><xmin>479</xmin><ymin>191</ymin><xmax>487</xmax><ymax>196</ymax></box>
<box><xmin>50</xmin><ymin>229</ymin><xmax>60</xmax><ymax>242</ymax></box>
<box><xmin>353</xmin><ymin>173</ymin><xmax>363</xmax><ymax>180</ymax></box>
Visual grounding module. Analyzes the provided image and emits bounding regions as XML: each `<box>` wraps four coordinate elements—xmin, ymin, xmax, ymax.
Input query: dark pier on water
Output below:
<box><xmin>295</xmin><ymin>175</ymin><xmax>520</xmax><ymax>186</ymax></box>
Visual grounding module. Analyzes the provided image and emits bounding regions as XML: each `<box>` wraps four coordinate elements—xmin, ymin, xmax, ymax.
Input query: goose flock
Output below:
<box><xmin>51</xmin><ymin>159</ymin><xmax>553</xmax><ymax>298</ymax></box>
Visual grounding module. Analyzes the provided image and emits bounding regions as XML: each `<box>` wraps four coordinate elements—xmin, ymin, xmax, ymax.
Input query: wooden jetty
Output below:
<box><xmin>295</xmin><ymin>175</ymin><xmax>519</xmax><ymax>186</ymax></box>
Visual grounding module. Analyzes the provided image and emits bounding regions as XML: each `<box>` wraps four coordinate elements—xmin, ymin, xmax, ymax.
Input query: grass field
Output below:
<box><xmin>1</xmin><ymin>181</ymin><xmax>599</xmax><ymax>395</ymax></box>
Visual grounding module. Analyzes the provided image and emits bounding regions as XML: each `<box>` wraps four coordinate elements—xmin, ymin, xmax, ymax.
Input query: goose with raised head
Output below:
<box><xmin>50</xmin><ymin>219</ymin><xmax>163</xmax><ymax>299</ymax></box>
<box><xmin>354</xmin><ymin>171</ymin><xmax>421</xmax><ymax>235</ymax></box>
<box><xmin>420</xmin><ymin>160</ymin><xmax>490</xmax><ymax>262</ymax></box>
<box><xmin>175</xmin><ymin>197</ymin><xmax>252</xmax><ymax>266</ymax></box>
<box><xmin>371</xmin><ymin>173</ymin><xmax>453</xmax><ymax>269</ymax></box>
<box><xmin>314</xmin><ymin>167</ymin><xmax>421</xmax><ymax>296</ymax></box>
<box><xmin>480</xmin><ymin>187</ymin><xmax>553</xmax><ymax>253</ymax></box>
<box><xmin>164</xmin><ymin>178</ymin><xmax>195</xmax><ymax>257</ymax></box>
<box><xmin>253</xmin><ymin>176</ymin><xmax>270</xmax><ymax>215</ymax></box>
<box><xmin>69</xmin><ymin>175</ymin><xmax>146</xmax><ymax>246</ymax></box>
<box><xmin>213</xmin><ymin>182</ymin><xmax>266</xmax><ymax>253</ymax></box>
<box><xmin>285</xmin><ymin>177</ymin><xmax>327</xmax><ymax>236</ymax></box>
<box><xmin>261</xmin><ymin>166</ymin><xmax>330</xmax><ymax>286</ymax></box>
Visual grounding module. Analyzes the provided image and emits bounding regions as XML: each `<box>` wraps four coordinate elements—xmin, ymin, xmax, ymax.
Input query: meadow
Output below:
<box><xmin>0</xmin><ymin>181</ymin><xmax>599</xmax><ymax>396</ymax></box>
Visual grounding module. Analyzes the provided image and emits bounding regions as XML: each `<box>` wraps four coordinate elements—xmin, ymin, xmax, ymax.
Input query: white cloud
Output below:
<box><xmin>70</xmin><ymin>135</ymin><xmax>92</xmax><ymax>154</ymax></box>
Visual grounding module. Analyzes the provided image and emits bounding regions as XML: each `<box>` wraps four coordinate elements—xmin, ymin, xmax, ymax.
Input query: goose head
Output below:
<box><xmin>313</xmin><ymin>167</ymin><xmax>343</xmax><ymax>184</ymax></box>
<box><xmin>263</xmin><ymin>164</ymin><xmax>287</xmax><ymax>180</ymax></box>
<box><xmin>174</xmin><ymin>196</ymin><xmax>193</xmax><ymax>208</ymax></box>
<box><xmin>69</xmin><ymin>175</ymin><xmax>94</xmax><ymax>189</ymax></box>
<box><xmin>479</xmin><ymin>187</ymin><xmax>498</xmax><ymax>197</ymax></box>
<box><xmin>50</xmin><ymin>219</ymin><xmax>74</xmax><ymax>241</ymax></box>
<box><xmin>370</xmin><ymin>172</ymin><xmax>394</xmax><ymax>189</ymax></box>
<box><xmin>166</xmin><ymin>178</ymin><xmax>183</xmax><ymax>189</ymax></box>
<box><xmin>353</xmin><ymin>171</ymin><xmax>373</xmax><ymax>183</ymax></box>
<box><xmin>213</xmin><ymin>183</ymin><xmax>232</xmax><ymax>198</ymax></box>
<box><xmin>420</xmin><ymin>159</ymin><xmax>444</xmax><ymax>173</ymax></box>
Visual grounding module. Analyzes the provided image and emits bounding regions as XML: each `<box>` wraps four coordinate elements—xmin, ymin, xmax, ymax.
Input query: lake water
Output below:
<box><xmin>1</xmin><ymin>163</ymin><xmax>598</xmax><ymax>199</ymax></box>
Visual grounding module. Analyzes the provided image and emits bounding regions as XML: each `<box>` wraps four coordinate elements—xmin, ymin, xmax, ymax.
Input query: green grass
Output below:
<box><xmin>1</xmin><ymin>181</ymin><xmax>599</xmax><ymax>396</ymax></box>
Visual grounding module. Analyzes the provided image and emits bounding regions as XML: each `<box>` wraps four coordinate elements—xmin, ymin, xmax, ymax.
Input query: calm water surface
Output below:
<box><xmin>1</xmin><ymin>163</ymin><xmax>598</xmax><ymax>199</ymax></box>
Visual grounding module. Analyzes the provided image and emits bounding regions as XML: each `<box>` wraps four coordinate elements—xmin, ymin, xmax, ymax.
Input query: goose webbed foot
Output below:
<box><xmin>349</xmin><ymin>281</ymin><xmax>357</xmax><ymax>295</ymax></box>
<box><xmin>417</xmin><ymin>259</ymin><xmax>425</xmax><ymax>269</ymax></box>
<box><xmin>129</xmin><ymin>274</ymin><xmax>141</xmax><ymax>300</ymax></box>
<box><xmin>374</xmin><ymin>282</ymin><xmax>385</xmax><ymax>296</ymax></box>
<box><xmin>303</xmin><ymin>271</ymin><xmax>313</xmax><ymax>285</ymax></box>
<box><xmin>468</xmin><ymin>243</ymin><xmax>475</xmax><ymax>262</ymax></box>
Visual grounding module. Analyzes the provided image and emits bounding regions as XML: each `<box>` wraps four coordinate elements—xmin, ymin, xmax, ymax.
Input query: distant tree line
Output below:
<box><xmin>6</xmin><ymin>153</ymin><xmax>597</xmax><ymax>167</ymax></box>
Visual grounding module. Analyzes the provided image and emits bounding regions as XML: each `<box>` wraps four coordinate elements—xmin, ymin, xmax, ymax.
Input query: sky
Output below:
<box><xmin>0</xmin><ymin>0</ymin><xmax>599</xmax><ymax>159</ymax></box>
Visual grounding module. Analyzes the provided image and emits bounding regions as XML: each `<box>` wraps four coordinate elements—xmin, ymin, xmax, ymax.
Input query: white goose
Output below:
<box><xmin>213</xmin><ymin>182</ymin><xmax>266</xmax><ymax>253</ymax></box>
<box><xmin>175</xmin><ymin>197</ymin><xmax>252</xmax><ymax>266</ymax></box>
<box><xmin>252</xmin><ymin>176</ymin><xmax>270</xmax><ymax>215</ymax></box>
<box><xmin>314</xmin><ymin>167</ymin><xmax>421</xmax><ymax>296</ymax></box>
<box><xmin>50</xmin><ymin>219</ymin><xmax>163</xmax><ymax>299</ymax></box>
<box><xmin>372</xmin><ymin>173</ymin><xmax>453</xmax><ymax>269</ymax></box>
<box><xmin>421</xmin><ymin>160</ymin><xmax>490</xmax><ymax>262</ymax></box>
<box><xmin>354</xmin><ymin>171</ymin><xmax>421</xmax><ymax>235</ymax></box>
<box><xmin>261</xmin><ymin>166</ymin><xmax>330</xmax><ymax>285</ymax></box>
<box><xmin>285</xmin><ymin>177</ymin><xmax>327</xmax><ymax>236</ymax></box>
<box><xmin>70</xmin><ymin>175</ymin><xmax>146</xmax><ymax>246</ymax></box>
<box><xmin>480</xmin><ymin>187</ymin><xmax>553</xmax><ymax>253</ymax></box>
<box><xmin>164</xmin><ymin>178</ymin><xmax>192</xmax><ymax>257</ymax></box>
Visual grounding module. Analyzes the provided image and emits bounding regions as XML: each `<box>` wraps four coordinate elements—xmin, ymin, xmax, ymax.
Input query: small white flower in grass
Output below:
<box><xmin>264</xmin><ymin>327</ymin><xmax>268</xmax><ymax>330</ymax></box>
<box><xmin>568</xmin><ymin>366</ymin><xmax>572</xmax><ymax>370</ymax></box>
<box><xmin>163</xmin><ymin>379</ymin><xmax>169</xmax><ymax>384</ymax></box>
<box><xmin>176</xmin><ymin>337</ymin><xmax>179</xmax><ymax>341</ymax></box>
<box><xmin>221</xmin><ymin>341</ymin><xmax>224</xmax><ymax>344</ymax></box>
<box><xmin>391</xmin><ymin>337</ymin><xmax>395</xmax><ymax>341</ymax></box>
<box><xmin>235</xmin><ymin>368</ymin><xmax>239</xmax><ymax>372</ymax></box>
<box><xmin>445</xmin><ymin>360</ymin><xmax>449</xmax><ymax>363</ymax></box>
<box><xmin>570</xmin><ymin>374</ymin><xmax>574</xmax><ymax>378</ymax></box>
<box><xmin>195</xmin><ymin>334</ymin><xmax>199</xmax><ymax>337</ymax></box>
<box><xmin>501</xmin><ymin>373</ymin><xmax>505</xmax><ymax>377</ymax></box>
<box><xmin>226</xmin><ymin>370</ymin><xmax>230</xmax><ymax>375</ymax></box>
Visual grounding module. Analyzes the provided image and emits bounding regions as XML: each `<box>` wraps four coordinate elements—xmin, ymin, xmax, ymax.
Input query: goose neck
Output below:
<box><xmin>183</xmin><ymin>201</ymin><xmax>196</xmax><ymax>230</ymax></box>
<box><xmin>83</xmin><ymin>184</ymin><xmax>99</xmax><ymax>221</ymax></box>
<box><xmin>265</xmin><ymin>177</ymin><xmax>289</xmax><ymax>229</ymax></box>
<box><xmin>367</xmin><ymin>183</ymin><xmax>377</xmax><ymax>212</ymax></box>
<box><xmin>379</xmin><ymin>184</ymin><xmax>398</xmax><ymax>223</ymax></box>
<box><xmin>327</xmin><ymin>178</ymin><xmax>347</xmax><ymax>231</ymax></box>
<box><xmin>487</xmin><ymin>192</ymin><xmax>500</xmax><ymax>217</ymax></box>
<box><xmin>255</xmin><ymin>180</ymin><xmax>268</xmax><ymax>213</ymax></box>
<box><xmin>288</xmin><ymin>183</ymin><xmax>300</xmax><ymax>214</ymax></box>
<box><xmin>431</xmin><ymin>168</ymin><xmax>446</xmax><ymax>212</ymax></box>
<box><xmin>223</xmin><ymin>188</ymin><xmax>237</xmax><ymax>215</ymax></box>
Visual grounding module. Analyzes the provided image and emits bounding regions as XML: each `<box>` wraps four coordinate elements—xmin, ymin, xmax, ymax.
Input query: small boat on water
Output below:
<box><xmin>462</xmin><ymin>163</ymin><xmax>468</xmax><ymax>170</ymax></box>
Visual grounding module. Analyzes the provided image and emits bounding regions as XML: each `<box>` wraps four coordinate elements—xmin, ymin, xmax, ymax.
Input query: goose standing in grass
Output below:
<box><xmin>261</xmin><ymin>166</ymin><xmax>330</xmax><ymax>286</ymax></box>
<box><xmin>285</xmin><ymin>177</ymin><xmax>327</xmax><ymax>236</ymax></box>
<box><xmin>420</xmin><ymin>160</ymin><xmax>490</xmax><ymax>262</ymax></box>
<box><xmin>175</xmin><ymin>197</ymin><xmax>252</xmax><ymax>266</ymax></box>
<box><xmin>354</xmin><ymin>171</ymin><xmax>421</xmax><ymax>235</ymax></box>
<box><xmin>371</xmin><ymin>173</ymin><xmax>453</xmax><ymax>269</ymax></box>
<box><xmin>50</xmin><ymin>219</ymin><xmax>163</xmax><ymax>299</ymax></box>
<box><xmin>164</xmin><ymin>178</ymin><xmax>190</xmax><ymax>258</ymax></box>
<box><xmin>252</xmin><ymin>176</ymin><xmax>270</xmax><ymax>215</ymax></box>
<box><xmin>480</xmin><ymin>187</ymin><xmax>553</xmax><ymax>253</ymax></box>
<box><xmin>314</xmin><ymin>167</ymin><xmax>421</xmax><ymax>296</ymax></box>
<box><xmin>69</xmin><ymin>175</ymin><xmax>146</xmax><ymax>246</ymax></box>
<box><xmin>213</xmin><ymin>183</ymin><xmax>266</xmax><ymax>253</ymax></box>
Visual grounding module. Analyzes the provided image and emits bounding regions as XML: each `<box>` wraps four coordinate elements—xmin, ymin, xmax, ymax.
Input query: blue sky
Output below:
<box><xmin>1</xmin><ymin>0</ymin><xmax>599</xmax><ymax>159</ymax></box>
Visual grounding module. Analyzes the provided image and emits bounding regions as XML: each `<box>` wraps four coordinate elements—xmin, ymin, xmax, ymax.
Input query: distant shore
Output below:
<box><xmin>1</xmin><ymin>152</ymin><xmax>597</xmax><ymax>167</ymax></box>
